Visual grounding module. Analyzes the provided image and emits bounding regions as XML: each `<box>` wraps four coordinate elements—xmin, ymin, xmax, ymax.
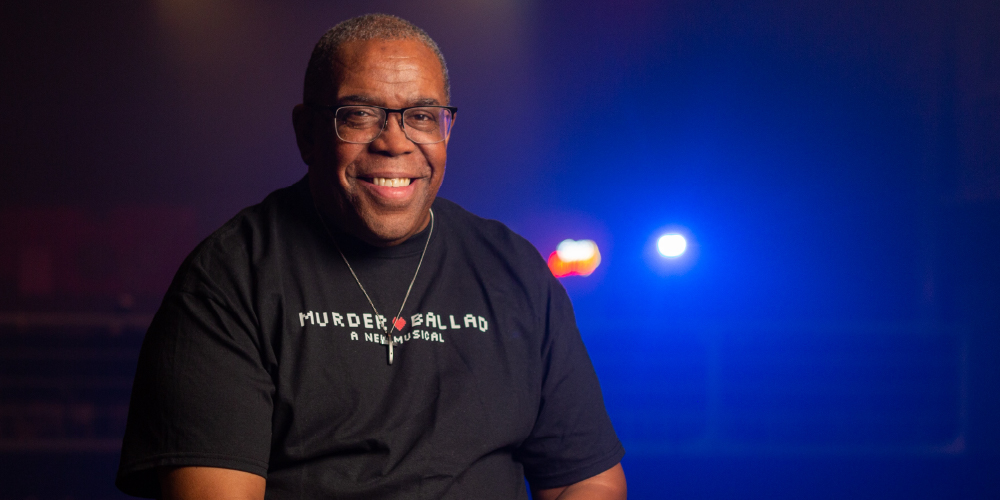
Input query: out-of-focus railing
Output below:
<box><xmin>0</xmin><ymin>312</ymin><xmax>150</xmax><ymax>453</ymax></box>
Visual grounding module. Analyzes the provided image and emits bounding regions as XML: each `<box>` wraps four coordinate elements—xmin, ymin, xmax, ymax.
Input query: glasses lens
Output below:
<box><xmin>335</xmin><ymin>106</ymin><xmax>385</xmax><ymax>143</ymax></box>
<box><xmin>403</xmin><ymin>107</ymin><xmax>454</xmax><ymax>144</ymax></box>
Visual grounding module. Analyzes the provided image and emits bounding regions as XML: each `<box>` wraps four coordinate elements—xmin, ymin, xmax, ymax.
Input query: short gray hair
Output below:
<box><xmin>303</xmin><ymin>14</ymin><xmax>450</xmax><ymax>104</ymax></box>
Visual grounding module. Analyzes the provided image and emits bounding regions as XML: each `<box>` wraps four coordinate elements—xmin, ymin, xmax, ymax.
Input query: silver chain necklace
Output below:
<box><xmin>313</xmin><ymin>202</ymin><xmax>434</xmax><ymax>365</ymax></box>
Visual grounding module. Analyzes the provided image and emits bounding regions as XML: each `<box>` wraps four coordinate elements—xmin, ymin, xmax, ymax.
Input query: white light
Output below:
<box><xmin>657</xmin><ymin>234</ymin><xmax>687</xmax><ymax>257</ymax></box>
<box><xmin>556</xmin><ymin>239</ymin><xmax>598</xmax><ymax>262</ymax></box>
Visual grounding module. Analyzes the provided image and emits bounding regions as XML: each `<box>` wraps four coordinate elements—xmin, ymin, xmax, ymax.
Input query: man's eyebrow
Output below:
<box><xmin>412</xmin><ymin>97</ymin><xmax>442</xmax><ymax>106</ymax></box>
<box><xmin>337</xmin><ymin>95</ymin><xmax>443</xmax><ymax>106</ymax></box>
<box><xmin>338</xmin><ymin>94</ymin><xmax>380</xmax><ymax>105</ymax></box>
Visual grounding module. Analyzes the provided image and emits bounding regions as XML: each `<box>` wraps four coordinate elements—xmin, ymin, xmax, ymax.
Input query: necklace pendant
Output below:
<box><xmin>315</xmin><ymin>205</ymin><xmax>434</xmax><ymax>369</ymax></box>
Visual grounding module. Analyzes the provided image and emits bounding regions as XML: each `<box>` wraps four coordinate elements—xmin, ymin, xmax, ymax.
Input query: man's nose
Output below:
<box><xmin>370</xmin><ymin>112</ymin><xmax>415</xmax><ymax>155</ymax></box>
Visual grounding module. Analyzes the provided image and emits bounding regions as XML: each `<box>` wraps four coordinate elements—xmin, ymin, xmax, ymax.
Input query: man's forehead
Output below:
<box><xmin>326</xmin><ymin>39</ymin><xmax>446</xmax><ymax>105</ymax></box>
<box><xmin>335</xmin><ymin>39</ymin><xmax>431</xmax><ymax>65</ymax></box>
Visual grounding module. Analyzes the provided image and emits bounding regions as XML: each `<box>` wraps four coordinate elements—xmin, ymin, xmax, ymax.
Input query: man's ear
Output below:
<box><xmin>292</xmin><ymin>104</ymin><xmax>315</xmax><ymax>166</ymax></box>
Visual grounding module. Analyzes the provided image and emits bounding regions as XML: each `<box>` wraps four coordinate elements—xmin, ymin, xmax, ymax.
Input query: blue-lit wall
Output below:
<box><xmin>2</xmin><ymin>0</ymin><xmax>998</xmax><ymax>498</ymax></box>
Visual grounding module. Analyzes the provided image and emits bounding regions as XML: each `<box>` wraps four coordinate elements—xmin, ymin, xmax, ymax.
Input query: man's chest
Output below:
<box><xmin>258</xmin><ymin>249</ymin><xmax>544</xmax><ymax>469</ymax></box>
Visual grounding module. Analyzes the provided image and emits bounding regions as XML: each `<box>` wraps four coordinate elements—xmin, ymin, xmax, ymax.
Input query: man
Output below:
<box><xmin>117</xmin><ymin>14</ymin><xmax>625</xmax><ymax>500</ymax></box>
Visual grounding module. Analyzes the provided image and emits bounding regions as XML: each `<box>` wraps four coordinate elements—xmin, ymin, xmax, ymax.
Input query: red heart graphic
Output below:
<box><xmin>392</xmin><ymin>317</ymin><xmax>407</xmax><ymax>331</ymax></box>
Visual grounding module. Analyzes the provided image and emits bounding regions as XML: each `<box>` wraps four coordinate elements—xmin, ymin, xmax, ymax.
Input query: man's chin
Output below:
<box><xmin>353</xmin><ymin>211</ymin><xmax>430</xmax><ymax>247</ymax></box>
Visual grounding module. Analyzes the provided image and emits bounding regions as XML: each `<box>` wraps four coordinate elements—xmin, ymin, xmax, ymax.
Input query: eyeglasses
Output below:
<box><xmin>308</xmin><ymin>104</ymin><xmax>457</xmax><ymax>144</ymax></box>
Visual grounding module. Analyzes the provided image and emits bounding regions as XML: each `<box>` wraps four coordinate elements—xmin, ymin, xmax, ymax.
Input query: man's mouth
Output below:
<box><xmin>366</xmin><ymin>177</ymin><xmax>412</xmax><ymax>187</ymax></box>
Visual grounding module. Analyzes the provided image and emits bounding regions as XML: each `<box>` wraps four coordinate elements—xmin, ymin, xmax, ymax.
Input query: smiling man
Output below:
<box><xmin>300</xmin><ymin>35</ymin><xmax>450</xmax><ymax>247</ymax></box>
<box><xmin>117</xmin><ymin>14</ymin><xmax>625</xmax><ymax>500</ymax></box>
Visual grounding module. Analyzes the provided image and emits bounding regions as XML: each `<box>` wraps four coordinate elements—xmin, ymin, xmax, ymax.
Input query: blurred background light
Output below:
<box><xmin>644</xmin><ymin>226</ymin><xmax>698</xmax><ymax>278</ymax></box>
<box><xmin>548</xmin><ymin>238</ymin><xmax>601</xmax><ymax>277</ymax></box>
<box><xmin>658</xmin><ymin>233</ymin><xmax>688</xmax><ymax>257</ymax></box>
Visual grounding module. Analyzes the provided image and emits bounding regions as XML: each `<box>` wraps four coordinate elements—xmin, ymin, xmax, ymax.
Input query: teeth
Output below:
<box><xmin>372</xmin><ymin>177</ymin><xmax>411</xmax><ymax>187</ymax></box>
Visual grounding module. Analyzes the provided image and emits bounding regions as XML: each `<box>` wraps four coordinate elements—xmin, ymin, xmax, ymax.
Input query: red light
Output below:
<box><xmin>547</xmin><ymin>239</ymin><xmax>601</xmax><ymax>278</ymax></box>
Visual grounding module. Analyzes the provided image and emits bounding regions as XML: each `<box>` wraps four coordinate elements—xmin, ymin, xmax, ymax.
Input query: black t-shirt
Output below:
<box><xmin>117</xmin><ymin>178</ymin><xmax>623</xmax><ymax>499</ymax></box>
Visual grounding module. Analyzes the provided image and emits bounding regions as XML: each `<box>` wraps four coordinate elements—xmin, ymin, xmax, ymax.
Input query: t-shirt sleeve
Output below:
<box><xmin>116</xmin><ymin>252</ymin><xmax>275</xmax><ymax>498</ymax></box>
<box><xmin>515</xmin><ymin>274</ymin><xmax>625</xmax><ymax>490</ymax></box>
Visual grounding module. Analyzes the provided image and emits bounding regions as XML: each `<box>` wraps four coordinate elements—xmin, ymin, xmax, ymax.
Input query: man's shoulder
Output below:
<box><xmin>172</xmin><ymin>178</ymin><xmax>310</xmax><ymax>290</ymax></box>
<box><xmin>431</xmin><ymin>197</ymin><xmax>548</xmax><ymax>274</ymax></box>
<box><xmin>200</xmin><ymin>178</ymin><xmax>309</xmax><ymax>251</ymax></box>
<box><xmin>432</xmin><ymin>197</ymin><xmax>532</xmax><ymax>246</ymax></box>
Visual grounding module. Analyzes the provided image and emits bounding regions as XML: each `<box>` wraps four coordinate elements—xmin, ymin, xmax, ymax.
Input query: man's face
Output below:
<box><xmin>296</xmin><ymin>38</ymin><xmax>450</xmax><ymax>246</ymax></box>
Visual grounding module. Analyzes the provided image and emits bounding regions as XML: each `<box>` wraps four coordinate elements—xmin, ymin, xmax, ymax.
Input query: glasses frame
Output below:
<box><xmin>307</xmin><ymin>104</ymin><xmax>458</xmax><ymax>145</ymax></box>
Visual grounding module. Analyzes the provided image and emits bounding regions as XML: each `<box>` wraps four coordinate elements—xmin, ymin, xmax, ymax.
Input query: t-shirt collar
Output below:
<box><xmin>298</xmin><ymin>176</ymin><xmax>435</xmax><ymax>260</ymax></box>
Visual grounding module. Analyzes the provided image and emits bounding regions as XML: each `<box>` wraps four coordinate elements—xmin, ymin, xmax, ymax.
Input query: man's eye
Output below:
<box><xmin>338</xmin><ymin>108</ymin><xmax>381</xmax><ymax>125</ymax></box>
<box><xmin>407</xmin><ymin>110</ymin><xmax>437</xmax><ymax>122</ymax></box>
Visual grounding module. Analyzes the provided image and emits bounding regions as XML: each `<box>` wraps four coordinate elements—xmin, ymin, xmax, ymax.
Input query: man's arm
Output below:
<box><xmin>159</xmin><ymin>466</ymin><xmax>265</xmax><ymax>500</ymax></box>
<box><xmin>531</xmin><ymin>463</ymin><xmax>626</xmax><ymax>500</ymax></box>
